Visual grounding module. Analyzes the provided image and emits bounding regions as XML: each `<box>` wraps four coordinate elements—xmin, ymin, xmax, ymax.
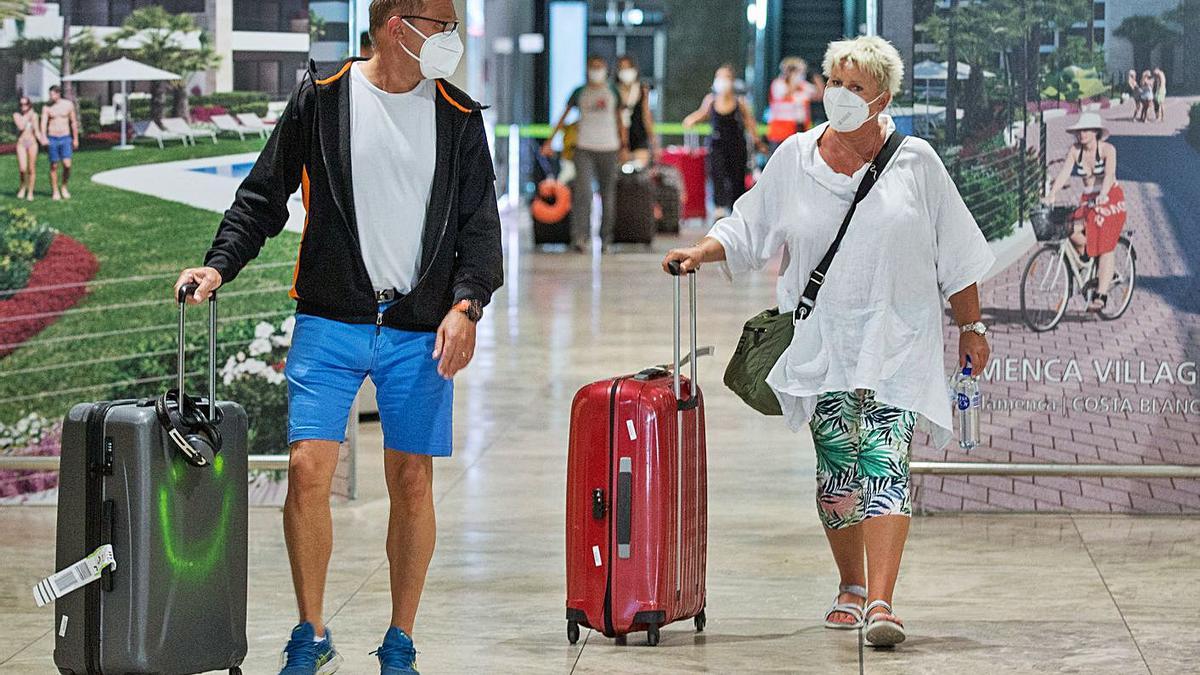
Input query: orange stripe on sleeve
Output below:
<box><xmin>436</xmin><ymin>81</ymin><xmax>472</xmax><ymax>114</ymax></box>
<box><xmin>315</xmin><ymin>62</ymin><xmax>353</xmax><ymax>86</ymax></box>
<box><xmin>289</xmin><ymin>167</ymin><xmax>311</xmax><ymax>301</ymax></box>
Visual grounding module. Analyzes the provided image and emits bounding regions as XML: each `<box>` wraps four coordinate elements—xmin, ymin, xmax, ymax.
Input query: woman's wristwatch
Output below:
<box><xmin>960</xmin><ymin>321</ymin><xmax>988</xmax><ymax>336</ymax></box>
<box><xmin>453</xmin><ymin>299</ymin><xmax>483</xmax><ymax>323</ymax></box>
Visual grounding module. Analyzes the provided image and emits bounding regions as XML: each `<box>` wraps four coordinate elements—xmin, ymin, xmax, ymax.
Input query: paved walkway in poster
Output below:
<box><xmin>915</xmin><ymin>96</ymin><xmax>1200</xmax><ymax>513</ymax></box>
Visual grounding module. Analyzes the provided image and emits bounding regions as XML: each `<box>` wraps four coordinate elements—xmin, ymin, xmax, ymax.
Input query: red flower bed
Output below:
<box><xmin>0</xmin><ymin>234</ymin><xmax>99</xmax><ymax>358</ymax></box>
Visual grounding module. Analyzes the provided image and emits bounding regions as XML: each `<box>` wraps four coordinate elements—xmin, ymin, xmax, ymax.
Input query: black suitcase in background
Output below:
<box><xmin>614</xmin><ymin>165</ymin><xmax>656</xmax><ymax>246</ymax></box>
<box><xmin>652</xmin><ymin>164</ymin><xmax>683</xmax><ymax>234</ymax></box>
<box><xmin>53</xmin><ymin>287</ymin><xmax>248</xmax><ymax>675</ymax></box>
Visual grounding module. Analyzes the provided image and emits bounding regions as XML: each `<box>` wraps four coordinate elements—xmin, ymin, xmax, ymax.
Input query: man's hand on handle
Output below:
<box><xmin>174</xmin><ymin>267</ymin><xmax>223</xmax><ymax>305</ymax></box>
<box><xmin>432</xmin><ymin>310</ymin><xmax>476</xmax><ymax>380</ymax></box>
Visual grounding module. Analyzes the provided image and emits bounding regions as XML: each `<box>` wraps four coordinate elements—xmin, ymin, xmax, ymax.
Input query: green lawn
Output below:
<box><xmin>0</xmin><ymin>139</ymin><xmax>300</xmax><ymax>423</ymax></box>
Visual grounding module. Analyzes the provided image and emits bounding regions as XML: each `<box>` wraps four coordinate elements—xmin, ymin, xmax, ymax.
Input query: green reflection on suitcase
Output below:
<box><xmin>157</xmin><ymin>482</ymin><xmax>234</xmax><ymax>576</ymax></box>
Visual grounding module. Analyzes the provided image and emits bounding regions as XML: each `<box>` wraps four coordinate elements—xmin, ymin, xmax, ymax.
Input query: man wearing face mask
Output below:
<box><xmin>543</xmin><ymin>56</ymin><xmax>629</xmax><ymax>252</ymax></box>
<box><xmin>173</xmin><ymin>1</ymin><xmax>503</xmax><ymax>672</ymax></box>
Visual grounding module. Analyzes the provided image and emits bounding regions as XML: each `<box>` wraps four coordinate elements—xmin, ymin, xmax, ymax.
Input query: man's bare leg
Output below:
<box><xmin>283</xmin><ymin>439</ymin><xmax>341</xmax><ymax>637</ymax></box>
<box><xmin>384</xmin><ymin>451</ymin><xmax>436</xmax><ymax>634</ymax></box>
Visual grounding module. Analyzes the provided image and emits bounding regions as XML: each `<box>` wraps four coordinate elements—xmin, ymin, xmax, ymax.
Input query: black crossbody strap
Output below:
<box><xmin>794</xmin><ymin>131</ymin><xmax>906</xmax><ymax>321</ymax></box>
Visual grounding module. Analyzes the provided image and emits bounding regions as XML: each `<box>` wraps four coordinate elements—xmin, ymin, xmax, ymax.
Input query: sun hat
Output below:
<box><xmin>1065</xmin><ymin>112</ymin><xmax>1109</xmax><ymax>139</ymax></box>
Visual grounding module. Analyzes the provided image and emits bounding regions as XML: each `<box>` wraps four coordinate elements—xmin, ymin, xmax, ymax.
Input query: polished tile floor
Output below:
<box><xmin>2</xmin><ymin>224</ymin><xmax>1198</xmax><ymax>674</ymax></box>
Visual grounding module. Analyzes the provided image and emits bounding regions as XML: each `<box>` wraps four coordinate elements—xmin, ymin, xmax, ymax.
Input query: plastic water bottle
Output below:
<box><xmin>953</xmin><ymin>357</ymin><xmax>982</xmax><ymax>450</ymax></box>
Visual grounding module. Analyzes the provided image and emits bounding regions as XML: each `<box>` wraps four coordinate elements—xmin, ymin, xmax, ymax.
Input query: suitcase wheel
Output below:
<box><xmin>646</xmin><ymin>624</ymin><xmax>660</xmax><ymax>647</ymax></box>
<box><xmin>567</xmin><ymin>620</ymin><xmax>580</xmax><ymax>645</ymax></box>
<box><xmin>230</xmin><ymin>669</ymin><xmax>242</xmax><ymax>675</ymax></box>
<box><xmin>694</xmin><ymin>609</ymin><xmax>707</xmax><ymax>633</ymax></box>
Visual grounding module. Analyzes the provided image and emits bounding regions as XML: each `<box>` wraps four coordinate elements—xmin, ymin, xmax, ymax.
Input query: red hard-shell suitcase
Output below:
<box><xmin>565</xmin><ymin>265</ymin><xmax>708</xmax><ymax>646</ymax></box>
<box><xmin>660</xmin><ymin>142</ymin><xmax>708</xmax><ymax>220</ymax></box>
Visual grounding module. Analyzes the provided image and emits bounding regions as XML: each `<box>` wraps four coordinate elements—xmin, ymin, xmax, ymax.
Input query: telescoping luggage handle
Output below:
<box><xmin>176</xmin><ymin>282</ymin><xmax>217</xmax><ymax>421</ymax></box>
<box><xmin>667</xmin><ymin>261</ymin><xmax>699</xmax><ymax>410</ymax></box>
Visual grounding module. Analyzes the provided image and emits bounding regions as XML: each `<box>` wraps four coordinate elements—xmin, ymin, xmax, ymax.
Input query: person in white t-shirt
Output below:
<box><xmin>664</xmin><ymin>36</ymin><xmax>994</xmax><ymax>649</ymax></box>
<box><xmin>176</xmin><ymin>1</ymin><xmax>504</xmax><ymax>672</ymax></box>
<box><xmin>543</xmin><ymin>56</ymin><xmax>630</xmax><ymax>253</ymax></box>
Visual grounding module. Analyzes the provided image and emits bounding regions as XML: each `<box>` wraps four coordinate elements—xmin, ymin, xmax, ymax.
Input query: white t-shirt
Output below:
<box><xmin>569</xmin><ymin>84</ymin><xmax>622</xmax><ymax>152</ymax></box>
<box><xmin>349</xmin><ymin>63</ymin><xmax>437</xmax><ymax>295</ymax></box>
<box><xmin>708</xmin><ymin>116</ymin><xmax>996</xmax><ymax>447</ymax></box>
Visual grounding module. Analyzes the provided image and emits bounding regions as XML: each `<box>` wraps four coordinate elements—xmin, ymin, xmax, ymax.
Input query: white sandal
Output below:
<box><xmin>864</xmin><ymin>599</ymin><xmax>906</xmax><ymax>646</ymax></box>
<box><xmin>823</xmin><ymin>584</ymin><xmax>867</xmax><ymax>630</ymax></box>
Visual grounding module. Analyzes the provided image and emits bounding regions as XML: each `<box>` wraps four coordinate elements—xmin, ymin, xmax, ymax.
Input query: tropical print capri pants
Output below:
<box><xmin>810</xmin><ymin>390</ymin><xmax>918</xmax><ymax>530</ymax></box>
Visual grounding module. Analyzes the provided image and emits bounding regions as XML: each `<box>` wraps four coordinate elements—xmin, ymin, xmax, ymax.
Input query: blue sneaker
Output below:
<box><xmin>371</xmin><ymin>626</ymin><xmax>420</xmax><ymax>674</ymax></box>
<box><xmin>278</xmin><ymin>622</ymin><xmax>343</xmax><ymax>674</ymax></box>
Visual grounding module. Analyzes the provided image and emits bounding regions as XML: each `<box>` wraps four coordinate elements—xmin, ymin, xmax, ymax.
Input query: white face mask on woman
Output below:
<box><xmin>588</xmin><ymin>68</ymin><xmax>608</xmax><ymax>84</ymax></box>
<box><xmin>399</xmin><ymin>19</ymin><xmax>463</xmax><ymax>79</ymax></box>
<box><xmin>618</xmin><ymin>68</ymin><xmax>638</xmax><ymax>85</ymax></box>
<box><xmin>823</xmin><ymin>86</ymin><xmax>886</xmax><ymax>133</ymax></box>
<box><xmin>712</xmin><ymin>78</ymin><xmax>733</xmax><ymax>95</ymax></box>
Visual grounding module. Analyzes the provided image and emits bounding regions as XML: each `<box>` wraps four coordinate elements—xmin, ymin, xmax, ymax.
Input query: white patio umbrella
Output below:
<box><xmin>63</xmin><ymin>57</ymin><xmax>181</xmax><ymax>150</ymax></box>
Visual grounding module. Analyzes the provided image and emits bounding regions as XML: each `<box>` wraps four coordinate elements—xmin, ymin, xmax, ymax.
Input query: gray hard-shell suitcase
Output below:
<box><xmin>53</xmin><ymin>288</ymin><xmax>248</xmax><ymax>674</ymax></box>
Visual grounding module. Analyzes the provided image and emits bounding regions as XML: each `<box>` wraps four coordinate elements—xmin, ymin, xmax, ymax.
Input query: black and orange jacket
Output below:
<box><xmin>204</xmin><ymin>58</ymin><xmax>503</xmax><ymax>332</ymax></box>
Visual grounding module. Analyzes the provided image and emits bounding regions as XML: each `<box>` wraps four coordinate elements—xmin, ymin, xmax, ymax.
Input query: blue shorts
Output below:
<box><xmin>47</xmin><ymin>135</ymin><xmax>72</xmax><ymax>163</ymax></box>
<box><xmin>284</xmin><ymin>312</ymin><xmax>454</xmax><ymax>456</ymax></box>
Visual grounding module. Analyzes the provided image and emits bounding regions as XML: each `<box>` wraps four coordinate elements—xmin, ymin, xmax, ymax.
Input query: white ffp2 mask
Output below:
<box><xmin>400</xmin><ymin>19</ymin><xmax>463</xmax><ymax>80</ymax></box>
<box><xmin>823</xmin><ymin>86</ymin><xmax>886</xmax><ymax>133</ymax></box>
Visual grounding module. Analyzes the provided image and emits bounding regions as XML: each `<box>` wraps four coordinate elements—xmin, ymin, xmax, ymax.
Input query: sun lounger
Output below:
<box><xmin>236</xmin><ymin>113</ymin><xmax>275</xmax><ymax>134</ymax></box>
<box><xmin>211</xmin><ymin>114</ymin><xmax>265</xmax><ymax>140</ymax></box>
<box><xmin>162</xmin><ymin>117</ymin><xmax>218</xmax><ymax>145</ymax></box>
<box><xmin>134</xmin><ymin>121</ymin><xmax>188</xmax><ymax>149</ymax></box>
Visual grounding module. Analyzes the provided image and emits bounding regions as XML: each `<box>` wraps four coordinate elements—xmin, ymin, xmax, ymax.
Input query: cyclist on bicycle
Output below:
<box><xmin>1044</xmin><ymin>112</ymin><xmax>1127</xmax><ymax>313</ymax></box>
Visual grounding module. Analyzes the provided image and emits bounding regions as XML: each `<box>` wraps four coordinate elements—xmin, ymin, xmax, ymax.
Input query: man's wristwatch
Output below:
<box><xmin>960</xmin><ymin>321</ymin><xmax>988</xmax><ymax>336</ymax></box>
<box><xmin>453</xmin><ymin>299</ymin><xmax>483</xmax><ymax>323</ymax></box>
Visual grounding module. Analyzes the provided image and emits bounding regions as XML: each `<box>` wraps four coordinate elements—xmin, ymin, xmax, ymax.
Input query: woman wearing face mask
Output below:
<box><xmin>13</xmin><ymin>96</ymin><xmax>43</xmax><ymax>201</ymax></box>
<box><xmin>616</xmin><ymin>55</ymin><xmax>658</xmax><ymax>167</ymax></box>
<box><xmin>664</xmin><ymin>36</ymin><xmax>994</xmax><ymax>647</ymax></box>
<box><xmin>543</xmin><ymin>57</ymin><xmax>629</xmax><ymax>253</ymax></box>
<box><xmin>682</xmin><ymin>64</ymin><xmax>763</xmax><ymax>219</ymax></box>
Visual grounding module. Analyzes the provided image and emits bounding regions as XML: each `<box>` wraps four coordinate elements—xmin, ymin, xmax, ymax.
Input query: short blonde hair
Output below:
<box><xmin>822</xmin><ymin>36</ymin><xmax>904</xmax><ymax>96</ymax></box>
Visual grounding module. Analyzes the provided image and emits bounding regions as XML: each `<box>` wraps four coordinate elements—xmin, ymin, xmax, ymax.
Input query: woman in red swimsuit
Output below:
<box><xmin>1044</xmin><ymin>112</ymin><xmax>1126</xmax><ymax>313</ymax></box>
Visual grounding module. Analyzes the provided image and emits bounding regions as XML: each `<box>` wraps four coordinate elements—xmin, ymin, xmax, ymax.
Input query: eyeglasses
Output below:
<box><xmin>401</xmin><ymin>15</ymin><xmax>460</xmax><ymax>35</ymax></box>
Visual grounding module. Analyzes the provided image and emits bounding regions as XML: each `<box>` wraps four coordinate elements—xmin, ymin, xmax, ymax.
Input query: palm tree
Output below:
<box><xmin>0</xmin><ymin>1</ymin><xmax>32</xmax><ymax>20</ymax></box>
<box><xmin>1114</xmin><ymin>15</ymin><xmax>1179</xmax><ymax>72</ymax></box>
<box><xmin>108</xmin><ymin>7</ymin><xmax>221</xmax><ymax>122</ymax></box>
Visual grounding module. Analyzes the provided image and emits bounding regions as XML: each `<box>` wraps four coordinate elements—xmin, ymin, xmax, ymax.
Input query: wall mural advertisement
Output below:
<box><xmin>910</xmin><ymin>0</ymin><xmax>1200</xmax><ymax>513</ymax></box>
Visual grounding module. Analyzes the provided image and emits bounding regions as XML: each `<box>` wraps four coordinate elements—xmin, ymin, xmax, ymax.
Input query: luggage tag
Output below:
<box><xmin>33</xmin><ymin>544</ymin><xmax>116</xmax><ymax>608</ymax></box>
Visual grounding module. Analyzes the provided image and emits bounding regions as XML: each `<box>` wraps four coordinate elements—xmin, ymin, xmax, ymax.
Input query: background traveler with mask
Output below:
<box><xmin>173</xmin><ymin>0</ymin><xmax>503</xmax><ymax>672</ymax></box>
<box><xmin>682</xmin><ymin>64</ymin><xmax>762</xmax><ymax>219</ymax></box>
<box><xmin>543</xmin><ymin>56</ymin><xmax>629</xmax><ymax>253</ymax></box>
<box><xmin>663</xmin><ymin>36</ymin><xmax>994</xmax><ymax>649</ymax></box>
<box><xmin>616</xmin><ymin>54</ymin><xmax>658</xmax><ymax>168</ymax></box>
<box><xmin>767</xmin><ymin>57</ymin><xmax>825</xmax><ymax>152</ymax></box>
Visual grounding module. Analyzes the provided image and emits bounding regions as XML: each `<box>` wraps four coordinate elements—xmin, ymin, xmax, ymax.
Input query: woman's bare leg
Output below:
<box><xmin>15</xmin><ymin>146</ymin><xmax>28</xmax><ymax>198</ymax></box>
<box><xmin>824</xmin><ymin>524</ymin><xmax>867</xmax><ymax>624</ymax></box>
<box><xmin>24</xmin><ymin>145</ymin><xmax>36</xmax><ymax>199</ymax></box>
<box><xmin>862</xmin><ymin>514</ymin><xmax>911</xmax><ymax>622</ymax></box>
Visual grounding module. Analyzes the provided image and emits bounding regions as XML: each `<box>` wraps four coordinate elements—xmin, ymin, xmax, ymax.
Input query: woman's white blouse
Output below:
<box><xmin>708</xmin><ymin>117</ymin><xmax>995</xmax><ymax>447</ymax></box>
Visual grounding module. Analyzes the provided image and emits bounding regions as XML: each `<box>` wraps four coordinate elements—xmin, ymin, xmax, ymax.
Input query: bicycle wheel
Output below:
<box><xmin>1099</xmin><ymin>237</ymin><xmax>1136</xmax><ymax>320</ymax></box>
<box><xmin>1021</xmin><ymin>245</ymin><xmax>1072</xmax><ymax>332</ymax></box>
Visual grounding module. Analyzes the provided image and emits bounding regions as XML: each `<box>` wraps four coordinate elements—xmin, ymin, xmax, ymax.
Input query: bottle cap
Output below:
<box><xmin>962</xmin><ymin>355</ymin><xmax>973</xmax><ymax>377</ymax></box>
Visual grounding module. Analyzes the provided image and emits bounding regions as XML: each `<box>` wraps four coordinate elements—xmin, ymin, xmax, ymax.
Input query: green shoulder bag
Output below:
<box><xmin>721</xmin><ymin>131</ymin><xmax>906</xmax><ymax>416</ymax></box>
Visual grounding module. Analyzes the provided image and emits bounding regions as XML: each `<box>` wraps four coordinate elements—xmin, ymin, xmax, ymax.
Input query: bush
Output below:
<box><xmin>77</xmin><ymin>99</ymin><xmax>102</xmax><ymax>135</ymax></box>
<box><xmin>0</xmin><ymin>207</ymin><xmax>55</xmax><ymax>294</ymax></box>
<box><xmin>1189</xmin><ymin>103</ymin><xmax>1200</xmax><ymax>152</ymax></box>
<box><xmin>947</xmin><ymin>146</ymin><xmax>1041</xmax><ymax>243</ymax></box>
<box><xmin>192</xmin><ymin>92</ymin><xmax>271</xmax><ymax>117</ymax></box>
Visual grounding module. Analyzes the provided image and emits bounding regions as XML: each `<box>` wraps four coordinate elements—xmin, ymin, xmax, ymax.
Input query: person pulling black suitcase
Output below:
<box><xmin>47</xmin><ymin>285</ymin><xmax>248</xmax><ymax>675</ymax></box>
